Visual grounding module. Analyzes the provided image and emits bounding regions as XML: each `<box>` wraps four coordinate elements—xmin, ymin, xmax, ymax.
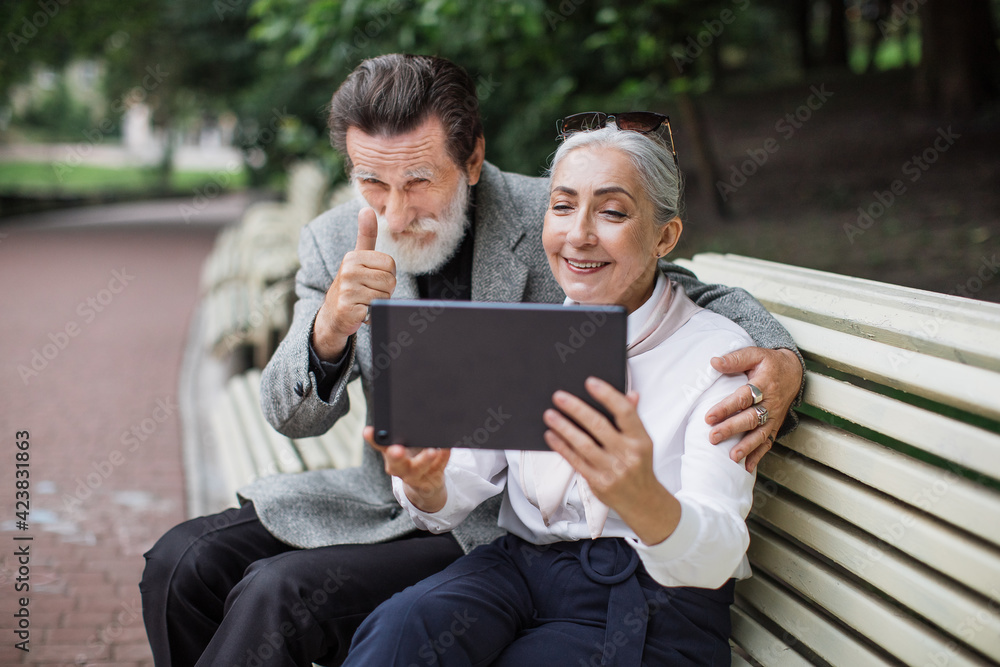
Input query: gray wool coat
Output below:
<box><xmin>241</xmin><ymin>161</ymin><xmax>799</xmax><ymax>553</ymax></box>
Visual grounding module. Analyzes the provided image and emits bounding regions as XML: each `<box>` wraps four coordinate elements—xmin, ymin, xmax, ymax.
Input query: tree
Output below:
<box><xmin>1</xmin><ymin>0</ymin><xmax>280</xmax><ymax>183</ymax></box>
<box><xmin>246</xmin><ymin>0</ymin><xmax>567</xmax><ymax>176</ymax></box>
<box><xmin>246</xmin><ymin>0</ymin><xmax>750</xmax><ymax>213</ymax></box>
<box><xmin>793</xmin><ymin>0</ymin><xmax>817</xmax><ymax>71</ymax></box>
<box><xmin>1</xmin><ymin>2</ymin><xmax>138</xmax><ymax>101</ymax></box>
<box><xmin>916</xmin><ymin>0</ymin><xmax>1000</xmax><ymax>115</ymax></box>
<box><xmin>820</xmin><ymin>0</ymin><xmax>849</xmax><ymax>67</ymax></box>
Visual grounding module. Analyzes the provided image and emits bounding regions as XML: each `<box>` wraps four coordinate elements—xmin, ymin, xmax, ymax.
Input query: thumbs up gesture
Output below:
<box><xmin>313</xmin><ymin>207</ymin><xmax>397</xmax><ymax>360</ymax></box>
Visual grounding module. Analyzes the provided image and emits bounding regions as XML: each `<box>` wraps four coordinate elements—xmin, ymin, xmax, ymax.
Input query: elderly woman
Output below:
<box><xmin>344</xmin><ymin>114</ymin><xmax>755</xmax><ymax>666</ymax></box>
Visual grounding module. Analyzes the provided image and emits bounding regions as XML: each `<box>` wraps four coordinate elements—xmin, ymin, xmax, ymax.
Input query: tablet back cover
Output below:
<box><xmin>371</xmin><ymin>300</ymin><xmax>626</xmax><ymax>450</ymax></box>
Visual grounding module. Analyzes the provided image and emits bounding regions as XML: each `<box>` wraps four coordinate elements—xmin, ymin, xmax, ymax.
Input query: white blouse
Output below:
<box><xmin>392</xmin><ymin>274</ymin><xmax>757</xmax><ymax>589</ymax></box>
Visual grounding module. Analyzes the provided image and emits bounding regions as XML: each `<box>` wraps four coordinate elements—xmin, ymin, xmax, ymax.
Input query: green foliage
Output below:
<box><xmin>7</xmin><ymin>0</ymin><xmax>995</xmax><ymax>188</ymax></box>
<box><xmin>245</xmin><ymin>0</ymin><xmax>754</xmax><ymax>176</ymax></box>
<box><xmin>0</xmin><ymin>2</ymin><xmax>132</xmax><ymax>97</ymax></box>
<box><xmin>2</xmin><ymin>0</ymin><xmax>286</xmax><ymax>181</ymax></box>
<box><xmin>17</xmin><ymin>78</ymin><xmax>97</xmax><ymax>142</ymax></box>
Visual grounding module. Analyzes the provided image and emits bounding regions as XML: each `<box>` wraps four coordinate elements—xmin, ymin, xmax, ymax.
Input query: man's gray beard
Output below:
<box><xmin>354</xmin><ymin>177</ymin><xmax>471</xmax><ymax>276</ymax></box>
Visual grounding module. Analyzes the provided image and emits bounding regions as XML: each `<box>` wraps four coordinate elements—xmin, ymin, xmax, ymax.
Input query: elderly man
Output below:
<box><xmin>141</xmin><ymin>54</ymin><xmax>802</xmax><ymax>667</ymax></box>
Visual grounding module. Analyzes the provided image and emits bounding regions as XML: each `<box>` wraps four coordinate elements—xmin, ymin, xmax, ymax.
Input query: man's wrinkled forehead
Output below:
<box><xmin>352</xmin><ymin>165</ymin><xmax>435</xmax><ymax>181</ymax></box>
<box><xmin>345</xmin><ymin>118</ymin><xmax>456</xmax><ymax>178</ymax></box>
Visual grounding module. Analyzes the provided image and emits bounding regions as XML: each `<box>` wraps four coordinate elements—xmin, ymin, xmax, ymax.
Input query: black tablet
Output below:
<box><xmin>370</xmin><ymin>299</ymin><xmax>627</xmax><ymax>450</ymax></box>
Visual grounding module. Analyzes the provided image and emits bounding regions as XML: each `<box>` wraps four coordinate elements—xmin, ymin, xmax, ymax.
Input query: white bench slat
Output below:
<box><xmin>313</xmin><ymin>379</ymin><xmax>366</xmax><ymax>469</ymax></box>
<box><xmin>286</xmin><ymin>162</ymin><xmax>328</xmax><ymax>213</ymax></box>
<box><xmin>315</xmin><ymin>432</ymin><xmax>359</xmax><ymax>470</ymax></box>
<box><xmin>210</xmin><ymin>392</ymin><xmax>257</xmax><ymax>496</ymax></box>
<box><xmin>735</xmin><ymin>575</ymin><xmax>894</xmax><ymax>667</ymax></box>
<box><xmin>753</xmin><ymin>492</ymin><xmax>1000</xmax><ymax>660</ymax></box>
<box><xmin>757</xmin><ymin>449</ymin><xmax>1000</xmax><ymax>599</ymax></box>
<box><xmin>292</xmin><ymin>435</ymin><xmax>334</xmax><ymax>470</ymax></box>
<box><xmin>676</xmin><ymin>254</ymin><xmax>1000</xmax><ymax>371</ymax></box>
<box><xmin>241</xmin><ymin>202</ymin><xmax>291</xmax><ymax>230</ymax></box>
<box><xmin>207</xmin><ymin>282</ymin><xmax>248</xmax><ymax>355</ymax></box>
<box><xmin>785</xmin><ymin>418</ymin><xmax>1000</xmax><ymax>547</ymax></box>
<box><xmin>775</xmin><ymin>315</ymin><xmax>1000</xmax><ymax>422</ymax></box>
<box><xmin>729</xmin><ymin>648</ymin><xmax>756</xmax><ymax>667</ymax></box>
<box><xmin>308</xmin><ymin>434</ymin><xmax>360</xmax><ymax>469</ymax></box>
<box><xmin>730</xmin><ymin>606</ymin><xmax>814</xmax><ymax>667</ymax></box>
<box><xmin>227</xmin><ymin>371</ymin><xmax>364</xmax><ymax>476</ymax></box>
<box><xmin>682</xmin><ymin>250</ymin><xmax>1000</xmax><ymax>304</ymax></box>
<box><xmin>803</xmin><ymin>371</ymin><xmax>1000</xmax><ymax>481</ymax></box>
<box><xmin>243</xmin><ymin>371</ymin><xmax>305</xmax><ymax>475</ymax></box>
<box><xmin>315</xmin><ymin>427</ymin><xmax>361</xmax><ymax>470</ymax></box>
<box><xmin>689</xmin><ymin>252</ymin><xmax>1000</xmax><ymax>315</ymax></box>
<box><xmin>203</xmin><ymin>288</ymin><xmax>221</xmax><ymax>348</ymax></box>
<box><xmin>227</xmin><ymin>376</ymin><xmax>287</xmax><ymax>478</ymax></box>
<box><xmin>201</xmin><ymin>227</ymin><xmax>239</xmax><ymax>291</ymax></box>
<box><xmin>748</xmin><ymin>526</ymin><xmax>993</xmax><ymax>667</ymax></box>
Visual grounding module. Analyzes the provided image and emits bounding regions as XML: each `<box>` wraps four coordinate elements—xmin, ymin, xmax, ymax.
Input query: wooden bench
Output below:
<box><xmin>198</xmin><ymin>167</ymin><xmax>365</xmax><ymax>507</ymax></box>
<box><xmin>673</xmin><ymin>254</ymin><xmax>1000</xmax><ymax>666</ymax></box>
<box><xmin>200</xmin><ymin>162</ymin><xmax>335</xmax><ymax>369</ymax></box>
<box><xmin>210</xmin><ymin>369</ymin><xmax>366</xmax><ymax>502</ymax></box>
<box><xmin>202</xmin><ymin>241</ymin><xmax>1000</xmax><ymax>665</ymax></box>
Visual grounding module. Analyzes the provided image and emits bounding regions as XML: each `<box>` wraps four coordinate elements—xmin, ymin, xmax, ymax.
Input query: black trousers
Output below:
<box><xmin>140</xmin><ymin>501</ymin><xmax>464</xmax><ymax>667</ymax></box>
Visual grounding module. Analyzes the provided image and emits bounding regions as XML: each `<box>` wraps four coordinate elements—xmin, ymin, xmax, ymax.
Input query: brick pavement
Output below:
<box><xmin>0</xmin><ymin>215</ymin><xmax>224</xmax><ymax>666</ymax></box>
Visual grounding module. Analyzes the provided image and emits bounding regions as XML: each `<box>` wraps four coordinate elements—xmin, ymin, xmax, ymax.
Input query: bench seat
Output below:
<box><xmin>675</xmin><ymin>254</ymin><xmax>1000</xmax><ymax>666</ymax></box>
<box><xmin>199</xmin><ymin>162</ymin><xmax>331</xmax><ymax>369</ymax></box>
<box><xmin>201</xmin><ymin>244</ymin><xmax>1000</xmax><ymax>665</ymax></box>
<box><xmin>211</xmin><ymin>369</ymin><xmax>366</xmax><ymax>501</ymax></box>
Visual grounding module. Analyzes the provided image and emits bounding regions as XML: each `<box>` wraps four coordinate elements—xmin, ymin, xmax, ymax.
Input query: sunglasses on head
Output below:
<box><xmin>556</xmin><ymin>112</ymin><xmax>678</xmax><ymax>167</ymax></box>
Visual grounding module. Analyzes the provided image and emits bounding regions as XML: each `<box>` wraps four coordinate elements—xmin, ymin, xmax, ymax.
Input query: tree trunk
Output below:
<box><xmin>917</xmin><ymin>0</ymin><xmax>1000</xmax><ymax>115</ymax></box>
<box><xmin>822</xmin><ymin>0</ymin><xmax>849</xmax><ymax>67</ymax></box>
<box><xmin>665</xmin><ymin>56</ymin><xmax>732</xmax><ymax>220</ymax></box>
<box><xmin>794</xmin><ymin>0</ymin><xmax>815</xmax><ymax>71</ymax></box>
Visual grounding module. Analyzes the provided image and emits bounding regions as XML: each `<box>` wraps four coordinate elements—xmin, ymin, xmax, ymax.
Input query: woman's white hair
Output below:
<box><xmin>547</xmin><ymin>124</ymin><xmax>684</xmax><ymax>226</ymax></box>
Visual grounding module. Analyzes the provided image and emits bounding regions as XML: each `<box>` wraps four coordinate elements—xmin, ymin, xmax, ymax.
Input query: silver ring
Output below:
<box><xmin>754</xmin><ymin>405</ymin><xmax>769</xmax><ymax>427</ymax></box>
<box><xmin>363</xmin><ymin>306</ymin><xmax>371</xmax><ymax>324</ymax></box>
<box><xmin>747</xmin><ymin>383</ymin><xmax>763</xmax><ymax>405</ymax></box>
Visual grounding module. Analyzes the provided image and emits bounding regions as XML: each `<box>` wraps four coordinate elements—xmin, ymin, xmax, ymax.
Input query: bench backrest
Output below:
<box><xmin>677</xmin><ymin>253</ymin><xmax>1000</xmax><ymax>666</ymax></box>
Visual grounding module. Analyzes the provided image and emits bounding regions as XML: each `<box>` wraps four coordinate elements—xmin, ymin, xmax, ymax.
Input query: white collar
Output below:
<box><xmin>562</xmin><ymin>272</ymin><xmax>667</xmax><ymax>348</ymax></box>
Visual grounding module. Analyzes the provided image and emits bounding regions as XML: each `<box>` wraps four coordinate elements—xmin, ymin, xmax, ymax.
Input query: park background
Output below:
<box><xmin>3</xmin><ymin>0</ymin><xmax>1000</xmax><ymax>300</ymax></box>
<box><xmin>1</xmin><ymin>0</ymin><xmax>999</xmax><ymax>665</ymax></box>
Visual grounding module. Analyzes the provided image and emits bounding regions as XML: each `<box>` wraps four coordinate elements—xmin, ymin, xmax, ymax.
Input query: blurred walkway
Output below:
<box><xmin>0</xmin><ymin>199</ymin><xmax>241</xmax><ymax>665</ymax></box>
<box><xmin>2</xmin><ymin>192</ymin><xmax>253</xmax><ymax>229</ymax></box>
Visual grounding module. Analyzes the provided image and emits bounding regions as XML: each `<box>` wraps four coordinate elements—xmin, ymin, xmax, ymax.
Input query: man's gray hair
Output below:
<box><xmin>548</xmin><ymin>126</ymin><xmax>684</xmax><ymax>226</ymax></box>
<box><xmin>328</xmin><ymin>54</ymin><xmax>483</xmax><ymax>175</ymax></box>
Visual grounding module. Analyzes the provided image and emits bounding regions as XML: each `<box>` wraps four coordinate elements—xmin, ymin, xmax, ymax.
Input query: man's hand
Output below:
<box><xmin>705</xmin><ymin>347</ymin><xmax>803</xmax><ymax>472</ymax></box>
<box><xmin>363</xmin><ymin>426</ymin><xmax>450</xmax><ymax>513</ymax></box>
<box><xmin>313</xmin><ymin>208</ymin><xmax>396</xmax><ymax>360</ymax></box>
